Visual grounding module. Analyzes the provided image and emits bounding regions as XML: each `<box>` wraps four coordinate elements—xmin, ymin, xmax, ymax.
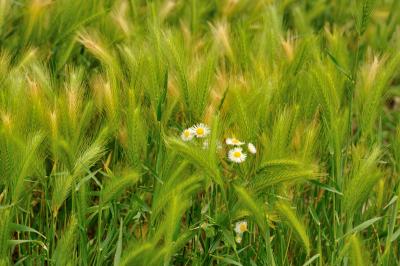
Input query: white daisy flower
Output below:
<box><xmin>226</xmin><ymin>137</ymin><xmax>245</xmax><ymax>146</ymax></box>
<box><xmin>228</xmin><ymin>147</ymin><xmax>247</xmax><ymax>163</ymax></box>
<box><xmin>235</xmin><ymin>235</ymin><xmax>242</xmax><ymax>243</ymax></box>
<box><xmin>234</xmin><ymin>220</ymin><xmax>248</xmax><ymax>234</ymax></box>
<box><xmin>191</xmin><ymin>123</ymin><xmax>210</xmax><ymax>138</ymax></box>
<box><xmin>181</xmin><ymin>128</ymin><xmax>194</xmax><ymax>141</ymax></box>
<box><xmin>247</xmin><ymin>143</ymin><xmax>257</xmax><ymax>154</ymax></box>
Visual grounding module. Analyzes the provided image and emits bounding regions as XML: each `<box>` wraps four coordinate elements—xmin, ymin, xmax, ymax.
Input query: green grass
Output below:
<box><xmin>0</xmin><ymin>0</ymin><xmax>399</xmax><ymax>265</ymax></box>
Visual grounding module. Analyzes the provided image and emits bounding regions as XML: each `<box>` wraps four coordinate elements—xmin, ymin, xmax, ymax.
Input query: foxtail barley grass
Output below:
<box><xmin>0</xmin><ymin>0</ymin><xmax>399</xmax><ymax>265</ymax></box>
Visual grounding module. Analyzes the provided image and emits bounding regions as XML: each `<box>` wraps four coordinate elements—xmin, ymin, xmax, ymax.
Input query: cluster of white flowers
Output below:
<box><xmin>234</xmin><ymin>220</ymin><xmax>248</xmax><ymax>243</ymax></box>
<box><xmin>181</xmin><ymin>123</ymin><xmax>210</xmax><ymax>141</ymax></box>
<box><xmin>180</xmin><ymin>126</ymin><xmax>251</xmax><ymax>243</ymax></box>
<box><xmin>180</xmin><ymin>123</ymin><xmax>257</xmax><ymax>164</ymax></box>
<box><xmin>225</xmin><ymin>137</ymin><xmax>256</xmax><ymax>164</ymax></box>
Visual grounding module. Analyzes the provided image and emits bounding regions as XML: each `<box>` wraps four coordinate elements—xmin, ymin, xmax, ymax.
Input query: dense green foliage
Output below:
<box><xmin>0</xmin><ymin>0</ymin><xmax>400</xmax><ymax>265</ymax></box>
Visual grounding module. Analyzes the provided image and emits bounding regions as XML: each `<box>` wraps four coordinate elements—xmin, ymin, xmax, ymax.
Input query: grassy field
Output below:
<box><xmin>0</xmin><ymin>0</ymin><xmax>400</xmax><ymax>265</ymax></box>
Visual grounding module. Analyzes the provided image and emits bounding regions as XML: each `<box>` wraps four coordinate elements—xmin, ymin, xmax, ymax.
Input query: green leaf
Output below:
<box><xmin>114</xmin><ymin>219</ymin><xmax>123</xmax><ymax>266</ymax></box>
<box><xmin>302</xmin><ymin>254</ymin><xmax>320</xmax><ymax>266</ymax></box>
<box><xmin>210</xmin><ymin>255</ymin><xmax>243</xmax><ymax>266</ymax></box>
<box><xmin>8</xmin><ymin>240</ymin><xmax>48</xmax><ymax>251</ymax></box>
<box><xmin>309</xmin><ymin>180</ymin><xmax>343</xmax><ymax>195</ymax></box>
<box><xmin>340</xmin><ymin>217</ymin><xmax>382</xmax><ymax>240</ymax></box>
<box><xmin>10</xmin><ymin>223</ymin><xmax>46</xmax><ymax>239</ymax></box>
<box><xmin>390</xmin><ymin>227</ymin><xmax>400</xmax><ymax>242</ymax></box>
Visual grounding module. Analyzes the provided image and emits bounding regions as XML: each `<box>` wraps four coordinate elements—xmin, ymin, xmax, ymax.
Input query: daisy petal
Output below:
<box><xmin>248</xmin><ymin>143</ymin><xmax>257</xmax><ymax>154</ymax></box>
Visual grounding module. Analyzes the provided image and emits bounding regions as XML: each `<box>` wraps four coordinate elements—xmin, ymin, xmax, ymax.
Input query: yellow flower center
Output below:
<box><xmin>239</xmin><ymin>223</ymin><xmax>247</xmax><ymax>232</ymax></box>
<box><xmin>233</xmin><ymin>151</ymin><xmax>241</xmax><ymax>158</ymax></box>
<box><xmin>232</xmin><ymin>138</ymin><xmax>239</xmax><ymax>144</ymax></box>
<box><xmin>196</xmin><ymin>127</ymin><xmax>204</xmax><ymax>135</ymax></box>
<box><xmin>184</xmin><ymin>130</ymin><xmax>190</xmax><ymax>137</ymax></box>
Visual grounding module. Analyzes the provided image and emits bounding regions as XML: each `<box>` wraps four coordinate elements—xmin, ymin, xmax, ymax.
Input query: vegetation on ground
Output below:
<box><xmin>0</xmin><ymin>0</ymin><xmax>400</xmax><ymax>265</ymax></box>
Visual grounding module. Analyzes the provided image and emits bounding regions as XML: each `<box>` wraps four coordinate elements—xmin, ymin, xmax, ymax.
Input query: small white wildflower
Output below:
<box><xmin>181</xmin><ymin>128</ymin><xmax>194</xmax><ymax>141</ymax></box>
<box><xmin>247</xmin><ymin>143</ymin><xmax>256</xmax><ymax>154</ymax></box>
<box><xmin>226</xmin><ymin>137</ymin><xmax>245</xmax><ymax>146</ymax></box>
<box><xmin>234</xmin><ymin>220</ymin><xmax>248</xmax><ymax>234</ymax></box>
<box><xmin>235</xmin><ymin>235</ymin><xmax>242</xmax><ymax>244</ymax></box>
<box><xmin>191</xmin><ymin>123</ymin><xmax>210</xmax><ymax>138</ymax></box>
<box><xmin>228</xmin><ymin>147</ymin><xmax>247</xmax><ymax>163</ymax></box>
